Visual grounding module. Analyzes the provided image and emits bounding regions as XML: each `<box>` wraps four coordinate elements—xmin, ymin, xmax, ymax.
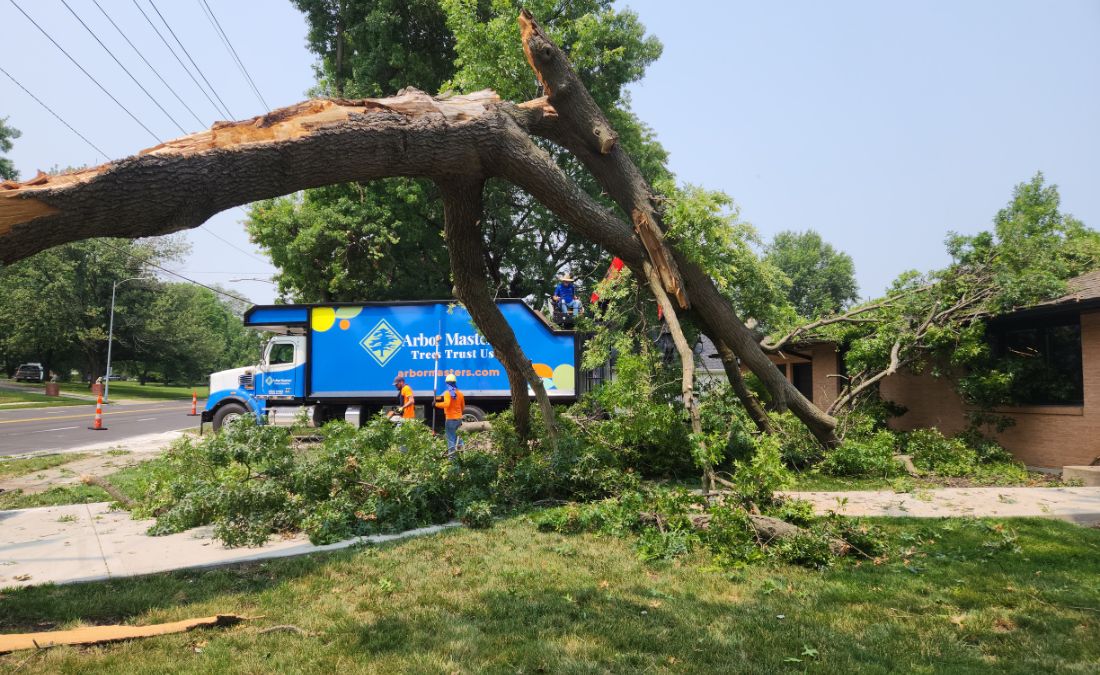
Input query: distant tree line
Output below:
<box><xmin>0</xmin><ymin>237</ymin><xmax>261</xmax><ymax>386</ymax></box>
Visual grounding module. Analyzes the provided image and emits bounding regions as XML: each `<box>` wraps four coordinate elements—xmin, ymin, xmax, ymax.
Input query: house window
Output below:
<box><xmin>994</xmin><ymin>316</ymin><xmax>1083</xmax><ymax>406</ymax></box>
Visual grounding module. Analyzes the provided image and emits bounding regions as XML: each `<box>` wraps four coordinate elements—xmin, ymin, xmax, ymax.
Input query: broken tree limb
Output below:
<box><xmin>642</xmin><ymin>260</ymin><xmax>713</xmax><ymax>493</ymax></box>
<box><xmin>516</xmin><ymin>11</ymin><xmax>838</xmax><ymax>447</ymax></box>
<box><xmin>713</xmin><ymin>337</ymin><xmax>775</xmax><ymax>435</ymax></box>
<box><xmin>80</xmin><ymin>475</ymin><xmax>134</xmax><ymax>508</ymax></box>
<box><xmin>518</xmin><ymin>11</ymin><xmax>687</xmax><ymax>310</ymax></box>
<box><xmin>0</xmin><ymin>615</ymin><xmax>245</xmax><ymax>654</ymax></box>
<box><xmin>638</xmin><ymin>511</ymin><xmax>850</xmax><ymax>556</ymax></box>
<box><xmin>438</xmin><ymin>177</ymin><xmax>558</xmax><ymax>443</ymax></box>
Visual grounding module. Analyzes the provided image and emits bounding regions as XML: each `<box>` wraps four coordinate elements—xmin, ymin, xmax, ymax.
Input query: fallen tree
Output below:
<box><xmin>0</xmin><ymin>12</ymin><xmax>838</xmax><ymax>445</ymax></box>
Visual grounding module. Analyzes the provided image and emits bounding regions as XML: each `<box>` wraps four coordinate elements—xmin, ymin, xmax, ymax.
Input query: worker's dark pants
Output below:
<box><xmin>445</xmin><ymin>419</ymin><xmax>462</xmax><ymax>459</ymax></box>
<box><xmin>559</xmin><ymin>299</ymin><xmax>582</xmax><ymax>314</ymax></box>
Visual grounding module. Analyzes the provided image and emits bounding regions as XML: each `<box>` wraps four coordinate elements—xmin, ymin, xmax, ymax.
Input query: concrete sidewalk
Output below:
<box><xmin>785</xmin><ymin>486</ymin><xmax>1100</xmax><ymax>525</ymax></box>
<box><xmin>3</xmin><ymin>486</ymin><xmax>1098</xmax><ymax>590</ymax></box>
<box><xmin>0</xmin><ymin>502</ymin><xmax>457</xmax><ymax>590</ymax></box>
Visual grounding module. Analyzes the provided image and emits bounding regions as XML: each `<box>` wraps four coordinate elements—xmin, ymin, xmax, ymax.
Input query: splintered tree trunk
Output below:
<box><xmin>0</xmin><ymin>11</ymin><xmax>838</xmax><ymax>447</ymax></box>
<box><xmin>642</xmin><ymin>261</ymin><xmax>714</xmax><ymax>493</ymax></box>
<box><xmin>437</xmin><ymin>178</ymin><xmax>558</xmax><ymax>443</ymax></box>
<box><xmin>516</xmin><ymin>11</ymin><xmax>839</xmax><ymax>447</ymax></box>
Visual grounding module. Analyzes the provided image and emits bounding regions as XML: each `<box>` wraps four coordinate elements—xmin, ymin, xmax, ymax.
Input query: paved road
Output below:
<box><xmin>0</xmin><ymin>401</ymin><xmax>201</xmax><ymax>456</ymax></box>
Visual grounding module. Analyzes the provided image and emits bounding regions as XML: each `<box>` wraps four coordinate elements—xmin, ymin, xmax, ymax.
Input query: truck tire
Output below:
<box><xmin>461</xmin><ymin>405</ymin><xmax>487</xmax><ymax>423</ymax></box>
<box><xmin>212</xmin><ymin>402</ymin><xmax>248</xmax><ymax>432</ymax></box>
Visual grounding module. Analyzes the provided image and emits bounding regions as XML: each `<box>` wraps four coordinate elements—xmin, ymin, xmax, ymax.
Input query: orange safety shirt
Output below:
<box><xmin>400</xmin><ymin>384</ymin><xmax>416</xmax><ymax>418</ymax></box>
<box><xmin>435</xmin><ymin>389</ymin><xmax>465</xmax><ymax>421</ymax></box>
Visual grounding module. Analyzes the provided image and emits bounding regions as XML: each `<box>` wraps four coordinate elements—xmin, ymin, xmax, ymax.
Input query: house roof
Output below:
<box><xmin>692</xmin><ymin>270</ymin><xmax>1100</xmax><ymax>363</ymax></box>
<box><xmin>996</xmin><ymin>269</ymin><xmax>1100</xmax><ymax>321</ymax></box>
<box><xmin>1036</xmin><ymin>269</ymin><xmax>1100</xmax><ymax>306</ymax></box>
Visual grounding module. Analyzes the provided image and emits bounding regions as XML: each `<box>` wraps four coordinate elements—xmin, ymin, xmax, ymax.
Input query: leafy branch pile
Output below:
<box><xmin>133</xmin><ymin>414</ymin><xmax>637</xmax><ymax>547</ymax></box>
<box><xmin>534</xmin><ymin>487</ymin><xmax>887</xmax><ymax>570</ymax></box>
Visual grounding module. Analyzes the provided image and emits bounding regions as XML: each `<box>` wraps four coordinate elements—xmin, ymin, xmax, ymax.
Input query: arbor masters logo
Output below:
<box><xmin>360</xmin><ymin>319</ymin><xmax>404</xmax><ymax>366</ymax></box>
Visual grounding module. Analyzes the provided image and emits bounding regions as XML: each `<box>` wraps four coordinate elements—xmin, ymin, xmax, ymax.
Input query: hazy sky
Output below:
<box><xmin>3</xmin><ymin>1</ymin><xmax>1098</xmax><ymax>306</ymax></box>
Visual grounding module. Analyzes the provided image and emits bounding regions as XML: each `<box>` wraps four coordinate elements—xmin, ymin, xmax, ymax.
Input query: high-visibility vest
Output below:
<box><xmin>436</xmin><ymin>389</ymin><xmax>465</xmax><ymax>420</ymax></box>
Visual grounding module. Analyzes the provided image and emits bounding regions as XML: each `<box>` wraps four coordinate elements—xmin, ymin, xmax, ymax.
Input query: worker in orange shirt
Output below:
<box><xmin>435</xmin><ymin>373</ymin><xmax>465</xmax><ymax>459</ymax></box>
<box><xmin>388</xmin><ymin>375</ymin><xmax>416</xmax><ymax>423</ymax></box>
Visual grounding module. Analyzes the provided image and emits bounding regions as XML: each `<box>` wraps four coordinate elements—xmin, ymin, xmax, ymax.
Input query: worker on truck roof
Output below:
<box><xmin>435</xmin><ymin>373</ymin><xmax>465</xmax><ymax>459</ymax></box>
<box><xmin>553</xmin><ymin>274</ymin><xmax>582</xmax><ymax>317</ymax></box>
<box><xmin>389</xmin><ymin>375</ymin><xmax>415</xmax><ymax>421</ymax></box>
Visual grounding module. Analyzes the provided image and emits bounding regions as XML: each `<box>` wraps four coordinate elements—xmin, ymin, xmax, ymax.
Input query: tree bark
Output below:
<box><xmin>516</xmin><ymin>12</ymin><xmax>838</xmax><ymax>447</ymax></box>
<box><xmin>437</xmin><ymin>177</ymin><xmax>558</xmax><ymax>443</ymax></box>
<box><xmin>713</xmin><ymin>337</ymin><xmax>775</xmax><ymax>435</ymax></box>
<box><xmin>642</xmin><ymin>261</ymin><xmax>713</xmax><ymax>493</ymax></box>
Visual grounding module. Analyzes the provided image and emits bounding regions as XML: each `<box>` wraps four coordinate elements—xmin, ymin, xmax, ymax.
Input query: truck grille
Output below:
<box><xmin>238</xmin><ymin>373</ymin><xmax>254</xmax><ymax>389</ymax></box>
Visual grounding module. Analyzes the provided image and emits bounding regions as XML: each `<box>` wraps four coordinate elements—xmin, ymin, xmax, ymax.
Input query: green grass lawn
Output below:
<box><xmin>0</xmin><ymin>458</ymin><xmax>153</xmax><ymax>510</ymax></box>
<box><xmin>0</xmin><ymin>453</ymin><xmax>89</xmax><ymax>480</ymax></box>
<box><xmin>104</xmin><ymin>382</ymin><xmax>209</xmax><ymax>401</ymax></box>
<box><xmin>0</xmin><ymin>380</ymin><xmax>208</xmax><ymax>406</ymax></box>
<box><xmin>0</xmin><ymin>516</ymin><xmax>1097</xmax><ymax>673</ymax></box>
<box><xmin>0</xmin><ymin>390</ymin><xmax>89</xmax><ymax>409</ymax></box>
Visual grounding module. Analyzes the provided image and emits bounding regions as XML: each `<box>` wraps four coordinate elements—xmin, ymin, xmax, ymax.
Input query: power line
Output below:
<box><xmin>58</xmin><ymin>0</ymin><xmax>187</xmax><ymax>136</ymax></box>
<box><xmin>148</xmin><ymin>0</ymin><xmax>235</xmax><ymax>120</ymax></box>
<box><xmin>99</xmin><ymin>239</ymin><xmax>252</xmax><ymax>305</ymax></box>
<box><xmin>1</xmin><ymin>67</ymin><xmax>269</xmax><ymax>270</ymax></box>
<box><xmin>0</xmin><ymin>65</ymin><xmax>110</xmax><ymax>161</ymax></box>
<box><xmin>6</xmin><ymin>0</ymin><xmax>162</xmax><ymax>142</ymax></box>
<box><xmin>130</xmin><ymin>0</ymin><xmax>227</xmax><ymax>121</ymax></box>
<box><xmin>90</xmin><ymin>0</ymin><xmax>206</xmax><ymax>129</ymax></box>
<box><xmin>196</xmin><ymin>0</ymin><xmax>270</xmax><ymax>112</ymax></box>
<box><xmin>198</xmin><ymin>222</ymin><xmax>271</xmax><ymax>266</ymax></box>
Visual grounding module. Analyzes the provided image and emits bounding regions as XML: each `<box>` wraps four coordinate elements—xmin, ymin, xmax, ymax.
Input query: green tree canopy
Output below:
<box><xmin>0</xmin><ymin>116</ymin><xmax>20</xmax><ymax>181</ymax></box>
<box><xmin>0</xmin><ymin>237</ymin><xmax>258</xmax><ymax>384</ymax></box>
<box><xmin>765</xmin><ymin>229</ymin><xmax>858</xmax><ymax>319</ymax></box>
<box><xmin>248</xmin><ymin>0</ymin><xmax>668</xmax><ymax>304</ymax></box>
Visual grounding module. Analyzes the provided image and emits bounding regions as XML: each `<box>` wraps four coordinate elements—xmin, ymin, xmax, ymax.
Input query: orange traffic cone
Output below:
<box><xmin>188</xmin><ymin>390</ymin><xmax>199</xmax><ymax>417</ymax></box>
<box><xmin>88</xmin><ymin>395</ymin><xmax>108</xmax><ymax>431</ymax></box>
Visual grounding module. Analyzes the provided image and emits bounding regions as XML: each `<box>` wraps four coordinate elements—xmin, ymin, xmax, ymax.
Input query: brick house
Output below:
<box><xmin>695</xmin><ymin>271</ymin><xmax>1100</xmax><ymax>469</ymax></box>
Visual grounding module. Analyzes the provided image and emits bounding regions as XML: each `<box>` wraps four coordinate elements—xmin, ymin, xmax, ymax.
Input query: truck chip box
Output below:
<box><xmin>203</xmin><ymin>300</ymin><xmax>580</xmax><ymax>430</ymax></box>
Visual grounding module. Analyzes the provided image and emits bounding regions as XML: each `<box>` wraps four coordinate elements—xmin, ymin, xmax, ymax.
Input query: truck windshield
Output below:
<box><xmin>268</xmin><ymin>343</ymin><xmax>295</xmax><ymax>365</ymax></box>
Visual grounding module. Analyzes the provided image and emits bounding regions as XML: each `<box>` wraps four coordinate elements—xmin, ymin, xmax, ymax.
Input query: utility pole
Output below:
<box><xmin>104</xmin><ymin>276</ymin><xmax>152</xmax><ymax>403</ymax></box>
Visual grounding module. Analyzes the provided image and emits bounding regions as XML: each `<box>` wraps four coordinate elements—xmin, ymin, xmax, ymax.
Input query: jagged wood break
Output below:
<box><xmin>0</xmin><ymin>12</ymin><xmax>838</xmax><ymax>445</ymax></box>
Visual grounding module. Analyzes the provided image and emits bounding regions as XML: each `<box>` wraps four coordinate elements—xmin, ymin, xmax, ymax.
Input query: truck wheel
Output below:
<box><xmin>212</xmin><ymin>403</ymin><xmax>248</xmax><ymax>432</ymax></box>
<box><xmin>461</xmin><ymin>405</ymin><xmax>487</xmax><ymax>423</ymax></box>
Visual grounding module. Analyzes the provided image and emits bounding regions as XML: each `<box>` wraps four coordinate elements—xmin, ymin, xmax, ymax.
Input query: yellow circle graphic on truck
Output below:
<box><xmin>312</xmin><ymin>307</ymin><xmax>336</xmax><ymax>332</ymax></box>
<box><xmin>552</xmin><ymin>364</ymin><xmax>574</xmax><ymax>391</ymax></box>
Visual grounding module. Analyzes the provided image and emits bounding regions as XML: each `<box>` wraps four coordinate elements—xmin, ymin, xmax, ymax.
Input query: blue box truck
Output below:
<box><xmin>202</xmin><ymin>300</ymin><xmax>583</xmax><ymax>431</ymax></box>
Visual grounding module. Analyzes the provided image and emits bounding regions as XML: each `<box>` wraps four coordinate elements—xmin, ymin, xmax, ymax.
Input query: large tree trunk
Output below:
<box><xmin>0</xmin><ymin>12</ymin><xmax>838</xmax><ymax>446</ymax></box>
<box><xmin>437</xmin><ymin>177</ymin><xmax>558</xmax><ymax>442</ymax></box>
<box><xmin>516</xmin><ymin>12</ymin><xmax>838</xmax><ymax>447</ymax></box>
